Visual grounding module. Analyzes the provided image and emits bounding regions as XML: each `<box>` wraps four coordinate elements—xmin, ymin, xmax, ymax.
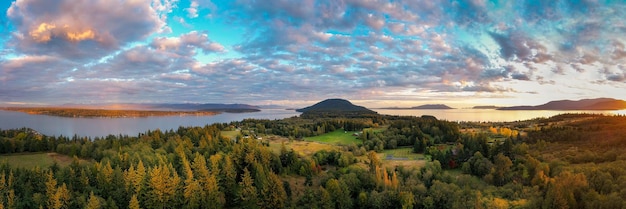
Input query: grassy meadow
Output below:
<box><xmin>304</xmin><ymin>129</ymin><xmax>363</xmax><ymax>145</ymax></box>
<box><xmin>0</xmin><ymin>152</ymin><xmax>76</xmax><ymax>169</ymax></box>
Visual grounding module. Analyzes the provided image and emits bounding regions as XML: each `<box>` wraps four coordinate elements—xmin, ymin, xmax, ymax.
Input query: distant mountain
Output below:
<box><xmin>60</xmin><ymin>103</ymin><xmax>261</xmax><ymax>112</ymax></box>
<box><xmin>498</xmin><ymin>98</ymin><xmax>626</xmax><ymax>110</ymax></box>
<box><xmin>155</xmin><ymin>103</ymin><xmax>259</xmax><ymax>110</ymax></box>
<box><xmin>472</xmin><ymin>105</ymin><xmax>499</xmax><ymax>109</ymax></box>
<box><xmin>411</xmin><ymin>104</ymin><xmax>453</xmax><ymax>109</ymax></box>
<box><xmin>256</xmin><ymin>104</ymin><xmax>287</xmax><ymax>109</ymax></box>
<box><xmin>296</xmin><ymin>99</ymin><xmax>376</xmax><ymax>114</ymax></box>
<box><xmin>154</xmin><ymin>103</ymin><xmax>261</xmax><ymax>112</ymax></box>
<box><xmin>380</xmin><ymin>104</ymin><xmax>453</xmax><ymax>110</ymax></box>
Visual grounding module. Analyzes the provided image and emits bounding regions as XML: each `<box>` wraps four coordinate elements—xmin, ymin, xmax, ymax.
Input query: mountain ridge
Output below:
<box><xmin>498</xmin><ymin>98</ymin><xmax>626</xmax><ymax>110</ymax></box>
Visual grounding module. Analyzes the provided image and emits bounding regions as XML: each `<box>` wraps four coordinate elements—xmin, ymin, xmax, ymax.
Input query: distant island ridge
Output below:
<box><xmin>472</xmin><ymin>105</ymin><xmax>500</xmax><ymax>109</ymax></box>
<box><xmin>380</xmin><ymin>104</ymin><xmax>454</xmax><ymax>110</ymax></box>
<box><xmin>0</xmin><ymin>103</ymin><xmax>262</xmax><ymax>118</ymax></box>
<box><xmin>497</xmin><ymin>98</ymin><xmax>626</xmax><ymax>110</ymax></box>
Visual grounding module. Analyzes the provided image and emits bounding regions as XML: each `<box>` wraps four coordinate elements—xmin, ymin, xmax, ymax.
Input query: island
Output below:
<box><xmin>380</xmin><ymin>104</ymin><xmax>454</xmax><ymax>109</ymax></box>
<box><xmin>0</xmin><ymin>107</ymin><xmax>220</xmax><ymax>118</ymax></box>
<box><xmin>296</xmin><ymin>98</ymin><xmax>377</xmax><ymax>117</ymax></box>
<box><xmin>472</xmin><ymin>105</ymin><xmax>500</xmax><ymax>109</ymax></box>
<box><xmin>497</xmin><ymin>98</ymin><xmax>626</xmax><ymax>110</ymax></box>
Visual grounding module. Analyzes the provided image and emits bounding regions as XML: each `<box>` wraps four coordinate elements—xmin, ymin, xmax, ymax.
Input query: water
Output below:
<box><xmin>0</xmin><ymin>109</ymin><xmax>300</xmax><ymax>138</ymax></box>
<box><xmin>2</xmin><ymin>109</ymin><xmax>626</xmax><ymax>138</ymax></box>
<box><xmin>375</xmin><ymin>109</ymin><xmax>626</xmax><ymax>122</ymax></box>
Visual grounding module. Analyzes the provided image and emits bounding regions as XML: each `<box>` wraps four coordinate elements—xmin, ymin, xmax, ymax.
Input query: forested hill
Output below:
<box><xmin>498</xmin><ymin>98</ymin><xmax>626</xmax><ymax>110</ymax></box>
<box><xmin>296</xmin><ymin>99</ymin><xmax>376</xmax><ymax>115</ymax></box>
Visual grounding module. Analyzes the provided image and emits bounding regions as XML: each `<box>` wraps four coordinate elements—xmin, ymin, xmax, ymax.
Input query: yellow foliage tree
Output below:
<box><xmin>85</xmin><ymin>191</ymin><xmax>101</xmax><ymax>209</ymax></box>
<box><xmin>128</xmin><ymin>194</ymin><xmax>140</xmax><ymax>209</ymax></box>
<box><xmin>147</xmin><ymin>164</ymin><xmax>181</xmax><ymax>208</ymax></box>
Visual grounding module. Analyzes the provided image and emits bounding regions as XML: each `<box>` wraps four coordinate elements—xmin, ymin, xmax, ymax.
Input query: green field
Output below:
<box><xmin>0</xmin><ymin>152</ymin><xmax>75</xmax><ymax>169</ymax></box>
<box><xmin>221</xmin><ymin>130</ymin><xmax>240</xmax><ymax>140</ymax></box>
<box><xmin>381</xmin><ymin>148</ymin><xmax>428</xmax><ymax>160</ymax></box>
<box><xmin>305</xmin><ymin>129</ymin><xmax>363</xmax><ymax>145</ymax></box>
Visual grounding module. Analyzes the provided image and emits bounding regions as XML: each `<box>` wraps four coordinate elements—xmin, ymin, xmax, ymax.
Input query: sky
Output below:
<box><xmin>1</xmin><ymin>0</ymin><xmax>625</xmax><ymax>108</ymax></box>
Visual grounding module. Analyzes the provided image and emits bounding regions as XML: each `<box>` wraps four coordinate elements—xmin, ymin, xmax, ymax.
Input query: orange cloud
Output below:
<box><xmin>29</xmin><ymin>23</ymin><xmax>56</xmax><ymax>42</ymax></box>
<box><xmin>66</xmin><ymin>30</ymin><xmax>96</xmax><ymax>42</ymax></box>
<box><xmin>28</xmin><ymin>22</ymin><xmax>97</xmax><ymax>42</ymax></box>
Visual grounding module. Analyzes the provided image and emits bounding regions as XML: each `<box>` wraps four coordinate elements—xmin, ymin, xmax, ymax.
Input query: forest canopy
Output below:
<box><xmin>0</xmin><ymin>113</ymin><xmax>625</xmax><ymax>208</ymax></box>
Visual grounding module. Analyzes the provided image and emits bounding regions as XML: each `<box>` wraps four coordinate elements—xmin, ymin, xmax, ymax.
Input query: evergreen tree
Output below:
<box><xmin>238</xmin><ymin>168</ymin><xmax>258</xmax><ymax>209</ymax></box>
<box><xmin>85</xmin><ymin>192</ymin><xmax>102</xmax><ymax>209</ymax></box>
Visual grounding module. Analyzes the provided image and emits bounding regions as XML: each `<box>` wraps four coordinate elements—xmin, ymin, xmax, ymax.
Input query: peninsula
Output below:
<box><xmin>0</xmin><ymin>107</ymin><xmax>219</xmax><ymax>118</ymax></box>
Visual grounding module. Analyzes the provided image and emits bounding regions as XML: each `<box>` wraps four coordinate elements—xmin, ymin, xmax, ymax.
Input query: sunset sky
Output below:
<box><xmin>1</xmin><ymin>0</ymin><xmax>625</xmax><ymax>108</ymax></box>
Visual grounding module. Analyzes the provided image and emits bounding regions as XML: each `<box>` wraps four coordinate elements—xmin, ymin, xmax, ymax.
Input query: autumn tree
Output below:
<box><xmin>238</xmin><ymin>168</ymin><xmax>258</xmax><ymax>209</ymax></box>
<box><xmin>146</xmin><ymin>164</ymin><xmax>181</xmax><ymax>208</ymax></box>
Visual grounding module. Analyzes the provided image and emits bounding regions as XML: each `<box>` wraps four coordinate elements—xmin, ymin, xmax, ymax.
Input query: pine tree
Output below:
<box><xmin>260</xmin><ymin>173</ymin><xmax>287</xmax><ymax>209</ymax></box>
<box><xmin>85</xmin><ymin>191</ymin><xmax>102</xmax><ymax>209</ymax></box>
<box><xmin>45</xmin><ymin>171</ymin><xmax>57</xmax><ymax>209</ymax></box>
<box><xmin>147</xmin><ymin>164</ymin><xmax>181</xmax><ymax>208</ymax></box>
<box><xmin>238</xmin><ymin>168</ymin><xmax>258</xmax><ymax>209</ymax></box>
<box><xmin>128</xmin><ymin>195</ymin><xmax>140</xmax><ymax>209</ymax></box>
<box><xmin>221</xmin><ymin>155</ymin><xmax>238</xmax><ymax>204</ymax></box>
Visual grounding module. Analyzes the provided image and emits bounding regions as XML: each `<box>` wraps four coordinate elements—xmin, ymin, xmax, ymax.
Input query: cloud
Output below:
<box><xmin>3</xmin><ymin>0</ymin><xmax>626</xmax><ymax>104</ymax></box>
<box><xmin>6</xmin><ymin>0</ymin><xmax>169</xmax><ymax>58</ymax></box>
<box><xmin>151</xmin><ymin>31</ymin><xmax>225</xmax><ymax>55</ymax></box>
<box><xmin>0</xmin><ymin>55</ymin><xmax>69</xmax><ymax>101</ymax></box>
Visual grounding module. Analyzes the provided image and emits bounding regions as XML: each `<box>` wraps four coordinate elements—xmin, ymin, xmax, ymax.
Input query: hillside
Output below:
<box><xmin>295</xmin><ymin>99</ymin><xmax>376</xmax><ymax>114</ymax></box>
<box><xmin>498</xmin><ymin>98</ymin><xmax>626</xmax><ymax>110</ymax></box>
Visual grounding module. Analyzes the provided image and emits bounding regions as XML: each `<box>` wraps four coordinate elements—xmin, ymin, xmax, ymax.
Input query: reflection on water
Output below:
<box><xmin>0</xmin><ymin>109</ymin><xmax>300</xmax><ymax>138</ymax></box>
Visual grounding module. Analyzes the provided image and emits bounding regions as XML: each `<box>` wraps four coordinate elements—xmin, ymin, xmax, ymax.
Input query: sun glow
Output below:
<box><xmin>29</xmin><ymin>22</ymin><xmax>96</xmax><ymax>42</ymax></box>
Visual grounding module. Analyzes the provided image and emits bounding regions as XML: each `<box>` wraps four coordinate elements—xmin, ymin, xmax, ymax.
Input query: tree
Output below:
<box><xmin>489</xmin><ymin>153</ymin><xmax>513</xmax><ymax>186</ymax></box>
<box><xmin>367</xmin><ymin>151</ymin><xmax>381</xmax><ymax>172</ymax></box>
<box><xmin>259</xmin><ymin>173</ymin><xmax>287</xmax><ymax>209</ymax></box>
<box><xmin>325</xmin><ymin>179</ymin><xmax>352</xmax><ymax>209</ymax></box>
<box><xmin>128</xmin><ymin>195</ymin><xmax>140</xmax><ymax>209</ymax></box>
<box><xmin>85</xmin><ymin>192</ymin><xmax>102</xmax><ymax>209</ymax></box>
<box><xmin>45</xmin><ymin>171</ymin><xmax>69</xmax><ymax>209</ymax></box>
<box><xmin>468</xmin><ymin>152</ymin><xmax>492</xmax><ymax>177</ymax></box>
<box><xmin>318</xmin><ymin>187</ymin><xmax>333</xmax><ymax>209</ymax></box>
<box><xmin>399</xmin><ymin>191</ymin><xmax>415</xmax><ymax>209</ymax></box>
<box><xmin>238</xmin><ymin>168</ymin><xmax>258</xmax><ymax>209</ymax></box>
<box><xmin>146</xmin><ymin>164</ymin><xmax>181</xmax><ymax>208</ymax></box>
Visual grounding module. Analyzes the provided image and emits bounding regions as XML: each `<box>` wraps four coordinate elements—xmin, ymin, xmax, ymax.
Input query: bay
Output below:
<box><xmin>2</xmin><ymin>108</ymin><xmax>626</xmax><ymax>138</ymax></box>
<box><xmin>0</xmin><ymin>109</ymin><xmax>300</xmax><ymax>138</ymax></box>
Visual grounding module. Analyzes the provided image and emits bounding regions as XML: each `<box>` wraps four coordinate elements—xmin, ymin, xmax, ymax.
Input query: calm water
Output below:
<box><xmin>376</xmin><ymin>109</ymin><xmax>626</xmax><ymax>122</ymax></box>
<box><xmin>2</xmin><ymin>109</ymin><xmax>626</xmax><ymax>138</ymax></box>
<box><xmin>0</xmin><ymin>109</ymin><xmax>300</xmax><ymax>138</ymax></box>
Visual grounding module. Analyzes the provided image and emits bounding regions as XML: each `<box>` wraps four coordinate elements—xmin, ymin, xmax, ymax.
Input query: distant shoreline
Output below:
<box><xmin>0</xmin><ymin>107</ymin><xmax>221</xmax><ymax>118</ymax></box>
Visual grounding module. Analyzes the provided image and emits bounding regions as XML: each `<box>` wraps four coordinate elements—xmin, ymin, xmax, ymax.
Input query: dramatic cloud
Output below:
<box><xmin>6</xmin><ymin>0</ymin><xmax>169</xmax><ymax>58</ymax></box>
<box><xmin>1</xmin><ymin>0</ymin><xmax>626</xmax><ymax>106</ymax></box>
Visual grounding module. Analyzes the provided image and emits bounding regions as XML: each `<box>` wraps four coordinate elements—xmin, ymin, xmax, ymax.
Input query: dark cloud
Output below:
<box><xmin>606</xmin><ymin>74</ymin><xmax>625</xmax><ymax>82</ymax></box>
<box><xmin>488</xmin><ymin>31</ymin><xmax>548</xmax><ymax>62</ymax></box>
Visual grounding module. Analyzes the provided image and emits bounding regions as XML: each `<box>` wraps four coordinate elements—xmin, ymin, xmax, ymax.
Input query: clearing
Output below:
<box><xmin>0</xmin><ymin>152</ymin><xmax>80</xmax><ymax>169</ymax></box>
<box><xmin>380</xmin><ymin>148</ymin><xmax>428</xmax><ymax>169</ymax></box>
<box><xmin>304</xmin><ymin>129</ymin><xmax>363</xmax><ymax>145</ymax></box>
<box><xmin>267</xmin><ymin>136</ymin><xmax>338</xmax><ymax>156</ymax></box>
